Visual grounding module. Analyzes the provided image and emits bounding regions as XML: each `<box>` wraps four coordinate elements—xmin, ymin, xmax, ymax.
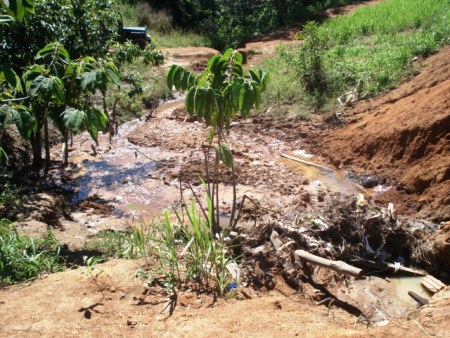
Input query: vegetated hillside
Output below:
<box><xmin>317</xmin><ymin>46</ymin><xmax>450</xmax><ymax>220</ymax></box>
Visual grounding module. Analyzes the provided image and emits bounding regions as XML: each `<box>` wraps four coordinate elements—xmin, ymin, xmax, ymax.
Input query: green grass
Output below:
<box><xmin>321</xmin><ymin>0</ymin><xmax>449</xmax><ymax>44</ymax></box>
<box><xmin>120</xmin><ymin>2</ymin><xmax>138</xmax><ymax>27</ymax></box>
<box><xmin>151</xmin><ymin>30</ymin><xmax>211</xmax><ymax>48</ymax></box>
<box><xmin>0</xmin><ymin>220</ymin><xmax>62</xmax><ymax>285</ymax></box>
<box><xmin>262</xmin><ymin>0</ymin><xmax>450</xmax><ymax>114</ymax></box>
<box><xmin>84</xmin><ymin>226</ymin><xmax>153</xmax><ymax>259</ymax></box>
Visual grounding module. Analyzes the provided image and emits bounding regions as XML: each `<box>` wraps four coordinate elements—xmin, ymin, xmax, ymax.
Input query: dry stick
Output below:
<box><xmin>413</xmin><ymin>320</ymin><xmax>431</xmax><ymax>337</ymax></box>
<box><xmin>203</xmin><ymin>145</ymin><xmax>213</xmax><ymax>210</ymax></box>
<box><xmin>44</xmin><ymin>115</ymin><xmax>51</xmax><ymax>174</ymax></box>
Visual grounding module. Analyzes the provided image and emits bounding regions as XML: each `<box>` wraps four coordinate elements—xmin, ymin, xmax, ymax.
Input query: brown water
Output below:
<box><xmin>388</xmin><ymin>276</ymin><xmax>433</xmax><ymax>305</ymax></box>
<box><xmin>61</xmin><ymin>98</ymin><xmax>185</xmax><ymax>221</ymax></box>
<box><xmin>279</xmin><ymin>152</ymin><xmax>362</xmax><ymax>196</ymax></box>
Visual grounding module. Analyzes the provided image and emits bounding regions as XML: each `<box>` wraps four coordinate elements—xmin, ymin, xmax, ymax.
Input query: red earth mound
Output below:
<box><xmin>316</xmin><ymin>46</ymin><xmax>450</xmax><ymax>221</ymax></box>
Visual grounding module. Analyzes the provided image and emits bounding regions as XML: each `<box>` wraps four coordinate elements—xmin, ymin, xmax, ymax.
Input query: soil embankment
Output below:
<box><xmin>315</xmin><ymin>46</ymin><xmax>450</xmax><ymax>221</ymax></box>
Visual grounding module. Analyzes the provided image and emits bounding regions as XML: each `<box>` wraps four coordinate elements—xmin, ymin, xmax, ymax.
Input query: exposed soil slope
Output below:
<box><xmin>316</xmin><ymin>46</ymin><xmax>450</xmax><ymax>221</ymax></box>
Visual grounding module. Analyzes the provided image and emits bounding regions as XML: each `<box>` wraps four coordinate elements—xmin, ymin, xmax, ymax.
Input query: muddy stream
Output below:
<box><xmin>54</xmin><ymin>91</ymin><xmax>432</xmax><ymax>313</ymax></box>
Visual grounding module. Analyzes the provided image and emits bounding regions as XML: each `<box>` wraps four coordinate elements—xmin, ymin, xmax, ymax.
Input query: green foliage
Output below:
<box><xmin>144</xmin><ymin>0</ymin><xmax>357</xmax><ymax>50</ymax></box>
<box><xmin>85</xmin><ymin>227</ymin><xmax>153</xmax><ymax>259</ymax></box>
<box><xmin>149</xmin><ymin>199</ymin><xmax>233</xmax><ymax>296</ymax></box>
<box><xmin>167</xmin><ymin>49</ymin><xmax>268</xmax><ymax>128</ymax></box>
<box><xmin>0</xmin><ymin>220</ymin><xmax>62</xmax><ymax>285</ymax></box>
<box><xmin>269</xmin><ymin>0</ymin><xmax>449</xmax><ymax>114</ymax></box>
<box><xmin>167</xmin><ymin>49</ymin><xmax>268</xmax><ymax>234</ymax></box>
<box><xmin>0</xmin><ymin>182</ymin><xmax>23</xmax><ymax>211</ymax></box>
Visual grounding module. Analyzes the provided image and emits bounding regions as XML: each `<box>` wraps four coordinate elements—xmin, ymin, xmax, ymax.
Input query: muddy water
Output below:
<box><xmin>63</xmin><ymin>98</ymin><xmax>184</xmax><ymax>222</ymax></box>
<box><xmin>388</xmin><ymin>276</ymin><xmax>433</xmax><ymax>305</ymax></box>
<box><xmin>279</xmin><ymin>151</ymin><xmax>362</xmax><ymax>195</ymax></box>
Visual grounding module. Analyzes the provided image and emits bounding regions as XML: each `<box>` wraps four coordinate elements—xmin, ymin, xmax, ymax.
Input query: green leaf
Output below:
<box><xmin>79</xmin><ymin>71</ymin><xmax>99</xmax><ymax>92</ymax></box>
<box><xmin>11</xmin><ymin>106</ymin><xmax>36</xmax><ymax>138</ymax></box>
<box><xmin>216</xmin><ymin>143</ymin><xmax>233</xmax><ymax>167</ymax></box>
<box><xmin>173</xmin><ymin>66</ymin><xmax>182</xmax><ymax>90</ymax></box>
<box><xmin>0</xmin><ymin>146</ymin><xmax>8</xmax><ymax>165</ymax></box>
<box><xmin>29</xmin><ymin>75</ymin><xmax>65</xmax><ymax>103</ymax></box>
<box><xmin>252</xmin><ymin>83</ymin><xmax>262</xmax><ymax>109</ymax></box>
<box><xmin>0</xmin><ymin>15</ymin><xmax>15</xmax><ymax>24</ymax></box>
<box><xmin>166</xmin><ymin>65</ymin><xmax>178</xmax><ymax>90</ymax></box>
<box><xmin>62</xmin><ymin>108</ymin><xmax>86</xmax><ymax>134</ymax></box>
<box><xmin>1</xmin><ymin>65</ymin><xmax>23</xmax><ymax>92</ymax></box>
<box><xmin>22</xmin><ymin>0</ymin><xmax>34</xmax><ymax>14</ymax></box>
<box><xmin>207</xmin><ymin>55</ymin><xmax>221</xmax><ymax>73</ymax></box>
<box><xmin>0</xmin><ymin>105</ymin><xmax>13</xmax><ymax>129</ymax></box>
<box><xmin>194</xmin><ymin>87</ymin><xmax>204</xmax><ymax>118</ymax></box>
<box><xmin>239</xmin><ymin>82</ymin><xmax>255</xmax><ymax>118</ymax></box>
<box><xmin>9</xmin><ymin>0</ymin><xmax>25</xmax><ymax>21</ymax></box>
<box><xmin>85</xmin><ymin>107</ymin><xmax>108</xmax><ymax>143</ymax></box>
<box><xmin>35</xmin><ymin>43</ymin><xmax>70</xmax><ymax>64</ymax></box>
<box><xmin>204</xmin><ymin>88</ymin><xmax>216</xmax><ymax>126</ymax></box>
<box><xmin>104</xmin><ymin>62</ymin><xmax>120</xmax><ymax>86</ymax></box>
<box><xmin>231</xmin><ymin>80</ymin><xmax>243</xmax><ymax>110</ymax></box>
<box><xmin>185</xmin><ymin>87</ymin><xmax>196</xmax><ymax>114</ymax></box>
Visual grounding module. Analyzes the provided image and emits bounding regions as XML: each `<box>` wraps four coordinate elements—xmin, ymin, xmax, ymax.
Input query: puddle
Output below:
<box><xmin>279</xmin><ymin>152</ymin><xmax>362</xmax><ymax>195</ymax></box>
<box><xmin>388</xmin><ymin>276</ymin><xmax>433</xmax><ymax>305</ymax></box>
<box><xmin>59</xmin><ymin>97</ymin><xmax>185</xmax><ymax>221</ymax></box>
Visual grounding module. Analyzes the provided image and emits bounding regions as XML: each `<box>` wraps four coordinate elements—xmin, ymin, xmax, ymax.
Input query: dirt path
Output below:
<box><xmin>1</xmin><ymin>259</ymin><xmax>448</xmax><ymax>337</ymax></box>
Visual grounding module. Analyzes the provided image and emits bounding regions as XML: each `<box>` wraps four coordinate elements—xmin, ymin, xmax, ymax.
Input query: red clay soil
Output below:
<box><xmin>315</xmin><ymin>46</ymin><xmax>450</xmax><ymax>221</ymax></box>
<box><xmin>1</xmin><ymin>259</ymin><xmax>449</xmax><ymax>337</ymax></box>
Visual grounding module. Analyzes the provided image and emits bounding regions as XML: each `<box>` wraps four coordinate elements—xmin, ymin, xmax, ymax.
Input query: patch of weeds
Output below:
<box><xmin>151</xmin><ymin>30</ymin><xmax>211</xmax><ymax>48</ymax></box>
<box><xmin>82</xmin><ymin>255</ymin><xmax>104</xmax><ymax>295</ymax></box>
<box><xmin>84</xmin><ymin>226</ymin><xmax>153</xmax><ymax>260</ymax></box>
<box><xmin>0</xmin><ymin>219</ymin><xmax>63</xmax><ymax>285</ymax></box>
<box><xmin>147</xmin><ymin>198</ymin><xmax>235</xmax><ymax>296</ymax></box>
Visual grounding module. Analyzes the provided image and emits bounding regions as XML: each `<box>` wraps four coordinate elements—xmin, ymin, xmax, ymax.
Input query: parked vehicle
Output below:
<box><xmin>119</xmin><ymin>26</ymin><xmax>152</xmax><ymax>49</ymax></box>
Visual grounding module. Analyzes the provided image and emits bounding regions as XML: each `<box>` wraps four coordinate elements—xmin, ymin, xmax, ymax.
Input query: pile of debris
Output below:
<box><xmin>234</xmin><ymin>194</ymin><xmax>447</xmax><ymax>324</ymax></box>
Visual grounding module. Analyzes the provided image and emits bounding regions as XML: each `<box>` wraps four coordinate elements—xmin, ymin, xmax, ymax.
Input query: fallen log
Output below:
<box><xmin>295</xmin><ymin>250</ymin><xmax>363</xmax><ymax>279</ymax></box>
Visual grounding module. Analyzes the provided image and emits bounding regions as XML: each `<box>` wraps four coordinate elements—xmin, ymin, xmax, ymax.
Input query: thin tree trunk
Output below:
<box><xmin>44</xmin><ymin>116</ymin><xmax>50</xmax><ymax>174</ymax></box>
<box><xmin>32</xmin><ymin>130</ymin><xmax>42</xmax><ymax>173</ymax></box>
<box><xmin>63</xmin><ymin>131</ymin><xmax>69</xmax><ymax>166</ymax></box>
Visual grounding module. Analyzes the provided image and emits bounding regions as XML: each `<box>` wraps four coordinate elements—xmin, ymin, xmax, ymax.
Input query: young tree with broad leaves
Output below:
<box><xmin>167</xmin><ymin>49</ymin><xmax>268</xmax><ymax>234</ymax></box>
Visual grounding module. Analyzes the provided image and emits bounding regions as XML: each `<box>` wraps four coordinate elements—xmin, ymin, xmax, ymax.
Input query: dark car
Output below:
<box><xmin>120</xmin><ymin>26</ymin><xmax>152</xmax><ymax>49</ymax></box>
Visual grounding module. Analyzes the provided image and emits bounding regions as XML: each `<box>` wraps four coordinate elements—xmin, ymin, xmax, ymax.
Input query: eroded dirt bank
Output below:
<box><xmin>313</xmin><ymin>46</ymin><xmax>450</xmax><ymax>222</ymax></box>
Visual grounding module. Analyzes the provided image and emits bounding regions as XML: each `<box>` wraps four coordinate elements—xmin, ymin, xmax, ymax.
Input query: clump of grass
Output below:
<box><xmin>85</xmin><ymin>226</ymin><xmax>153</xmax><ymax>260</ymax></box>
<box><xmin>264</xmin><ymin>0</ymin><xmax>449</xmax><ymax>113</ymax></box>
<box><xmin>136</xmin><ymin>2</ymin><xmax>173</xmax><ymax>33</ymax></box>
<box><xmin>120</xmin><ymin>1</ymin><xmax>138</xmax><ymax>26</ymax></box>
<box><xmin>148</xmin><ymin>197</ymin><xmax>234</xmax><ymax>296</ymax></box>
<box><xmin>0</xmin><ymin>220</ymin><xmax>62</xmax><ymax>285</ymax></box>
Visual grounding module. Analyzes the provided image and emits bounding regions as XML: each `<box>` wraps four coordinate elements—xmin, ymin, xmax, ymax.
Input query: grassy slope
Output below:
<box><xmin>261</xmin><ymin>0</ymin><xmax>450</xmax><ymax>117</ymax></box>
